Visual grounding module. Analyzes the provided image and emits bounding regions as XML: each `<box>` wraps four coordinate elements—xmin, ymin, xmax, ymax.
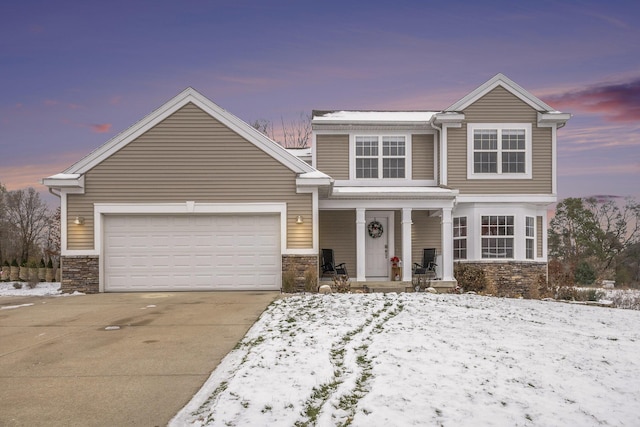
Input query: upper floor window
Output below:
<box><xmin>467</xmin><ymin>123</ymin><xmax>532</xmax><ymax>180</ymax></box>
<box><xmin>355</xmin><ymin>136</ymin><xmax>406</xmax><ymax>179</ymax></box>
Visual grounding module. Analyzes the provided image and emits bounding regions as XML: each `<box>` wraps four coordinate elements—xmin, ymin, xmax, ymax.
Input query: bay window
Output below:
<box><xmin>481</xmin><ymin>215</ymin><xmax>514</xmax><ymax>258</ymax></box>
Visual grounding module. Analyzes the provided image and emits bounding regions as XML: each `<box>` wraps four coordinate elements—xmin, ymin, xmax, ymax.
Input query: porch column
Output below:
<box><xmin>356</xmin><ymin>208</ymin><xmax>366</xmax><ymax>282</ymax></box>
<box><xmin>401</xmin><ymin>208</ymin><xmax>412</xmax><ymax>281</ymax></box>
<box><xmin>441</xmin><ymin>207</ymin><xmax>454</xmax><ymax>281</ymax></box>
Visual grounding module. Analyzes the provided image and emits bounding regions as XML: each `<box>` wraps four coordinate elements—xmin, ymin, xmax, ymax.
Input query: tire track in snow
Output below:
<box><xmin>295</xmin><ymin>296</ymin><xmax>404</xmax><ymax>427</ymax></box>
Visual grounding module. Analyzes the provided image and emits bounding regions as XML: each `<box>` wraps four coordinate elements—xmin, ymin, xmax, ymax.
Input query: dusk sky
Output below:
<box><xmin>1</xmin><ymin>0</ymin><xmax>639</xmax><ymax>206</ymax></box>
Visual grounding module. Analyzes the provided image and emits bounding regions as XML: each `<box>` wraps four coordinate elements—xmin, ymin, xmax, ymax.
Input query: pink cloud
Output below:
<box><xmin>91</xmin><ymin>123</ymin><xmax>112</xmax><ymax>133</ymax></box>
<box><xmin>544</xmin><ymin>77</ymin><xmax>640</xmax><ymax>122</ymax></box>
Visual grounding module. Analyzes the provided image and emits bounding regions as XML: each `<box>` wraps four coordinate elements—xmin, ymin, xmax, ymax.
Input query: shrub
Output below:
<box><xmin>39</xmin><ymin>258</ymin><xmax>46</xmax><ymax>268</ymax></box>
<box><xmin>548</xmin><ymin>259</ymin><xmax>574</xmax><ymax>287</ymax></box>
<box><xmin>47</xmin><ymin>259</ymin><xmax>53</xmax><ymax>269</ymax></box>
<box><xmin>13</xmin><ymin>282</ymin><xmax>22</xmax><ymax>289</ymax></box>
<box><xmin>11</xmin><ymin>259</ymin><xmax>18</xmax><ymax>267</ymax></box>
<box><xmin>2</xmin><ymin>260</ymin><xmax>8</xmax><ymax>267</ymax></box>
<box><xmin>304</xmin><ymin>267</ymin><xmax>318</xmax><ymax>293</ymax></box>
<box><xmin>575</xmin><ymin>260</ymin><xmax>596</xmax><ymax>286</ymax></box>
<box><xmin>332</xmin><ymin>275</ymin><xmax>351</xmax><ymax>293</ymax></box>
<box><xmin>281</xmin><ymin>266</ymin><xmax>296</xmax><ymax>293</ymax></box>
<box><xmin>556</xmin><ymin>286</ymin><xmax>604</xmax><ymax>302</ymax></box>
<box><xmin>454</xmin><ymin>263</ymin><xmax>489</xmax><ymax>293</ymax></box>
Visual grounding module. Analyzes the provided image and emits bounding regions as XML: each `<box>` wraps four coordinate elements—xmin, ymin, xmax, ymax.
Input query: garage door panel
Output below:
<box><xmin>104</xmin><ymin>214</ymin><xmax>281</xmax><ymax>292</ymax></box>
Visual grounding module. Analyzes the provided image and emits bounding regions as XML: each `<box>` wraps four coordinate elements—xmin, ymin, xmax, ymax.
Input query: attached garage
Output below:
<box><xmin>103</xmin><ymin>214</ymin><xmax>281</xmax><ymax>292</ymax></box>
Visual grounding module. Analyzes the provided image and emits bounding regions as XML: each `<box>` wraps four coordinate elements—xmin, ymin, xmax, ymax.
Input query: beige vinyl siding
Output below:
<box><xmin>411</xmin><ymin>211</ymin><xmax>441</xmax><ymax>267</ymax></box>
<box><xmin>411</xmin><ymin>134</ymin><xmax>435</xmax><ymax>180</ymax></box>
<box><xmin>316</xmin><ymin>134</ymin><xmax>349</xmax><ymax>179</ymax></box>
<box><xmin>447</xmin><ymin>86</ymin><xmax>553</xmax><ymax>194</ymax></box>
<box><xmin>536</xmin><ymin>216</ymin><xmax>543</xmax><ymax>258</ymax></box>
<box><xmin>319</xmin><ymin>210</ymin><xmax>356</xmax><ymax>276</ymax></box>
<box><xmin>67</xmin><ymin>103</ymin><xmax>312</xmax><ymax>250</ymax></box>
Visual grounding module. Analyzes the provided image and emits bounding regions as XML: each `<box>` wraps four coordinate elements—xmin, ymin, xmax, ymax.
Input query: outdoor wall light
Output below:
<box><xmin>296</xmin><ymin>215</ymin><xmax>304</xmax><ymax>224</ymax></box>
<box><xmin>74</xmin><ymin>216</ymin><xmax>85</xmax><ymax>225</ymax></box>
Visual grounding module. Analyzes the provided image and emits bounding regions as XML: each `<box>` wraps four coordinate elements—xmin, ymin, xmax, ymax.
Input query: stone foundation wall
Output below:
<box><xmin>458</xmin><ymin>261</ymin><xmax>547</xmax><ymax>297</ymax></box>
<box><xmin>61</xmin><ymin>256</ymin><xmax>100</xmax><ymax>294</ymax></box>
<box><xmin>282</xmin><ymin>255</ymin><xmax>318</xmax><ymax>292</ymax></box>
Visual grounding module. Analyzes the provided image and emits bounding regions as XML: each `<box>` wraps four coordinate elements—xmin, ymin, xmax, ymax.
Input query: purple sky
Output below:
<box><xmin>1</xmin><ymin>0</ymin><xmax>639</xmax><ymax>206</ymax></box>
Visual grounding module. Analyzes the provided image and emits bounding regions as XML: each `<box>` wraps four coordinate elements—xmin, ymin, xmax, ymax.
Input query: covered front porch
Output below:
<box><xmin>318</xmin><ymin>193</ymin><xmax>458</xmax><ymax>288</ymax></box>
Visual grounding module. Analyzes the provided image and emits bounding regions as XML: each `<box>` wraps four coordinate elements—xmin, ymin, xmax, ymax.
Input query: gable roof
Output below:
<box><xmin>58</xmin><ymin>87</ymin><xmax>316</xmax><ymax>177</ymax></box>
<box><xmin>446</xmin><ymin>73</ymin><xmax>558</xmax><ymax>113</ymax></box>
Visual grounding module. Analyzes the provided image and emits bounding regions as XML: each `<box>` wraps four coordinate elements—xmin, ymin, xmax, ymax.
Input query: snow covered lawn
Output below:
<box><xmin>171</xmin><ymin>293</ymin><xmax>640</xmax><ymax>427</ymax></box>
<box><xmin>0</xmin><ymin>282</ymin><xmax>62</xmax><ymax>297</ymax></box>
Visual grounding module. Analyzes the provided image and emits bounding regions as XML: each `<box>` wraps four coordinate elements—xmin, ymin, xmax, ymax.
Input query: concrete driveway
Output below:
<box><xmin>0</xmin><ymin>291</ymin><xmax>278</xmax><ymax>427</ymax></box>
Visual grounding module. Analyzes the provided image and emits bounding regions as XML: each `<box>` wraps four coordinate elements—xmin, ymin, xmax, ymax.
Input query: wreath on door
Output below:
<box><xmin>367</xmin><ymin>220</ymin><xmax>384</xmax><ymax>238</ymax></box>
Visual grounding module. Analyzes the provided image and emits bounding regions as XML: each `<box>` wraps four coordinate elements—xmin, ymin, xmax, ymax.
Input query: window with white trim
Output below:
<box><xmin>355</xmin><ymin>136</ymin><xmax>406</xmax><ymax>179</ymax></box>
<box><xmin>481</xmin><ymin>215</ymin><xmax>514</xmax><ymax>258</ymax></box>
<box><xmin>525</xmin><ymin>216</ymin><xmax>535</xmax><ymax>260</ymax></box>
<box><xmin>467</xmin><ymin>123</ymin><xmax>532</xmax><ymax>179</ymax></box>
<box><xmin>453</xmin><ymin>217</ymin><xmax>467</xmax><ymax>260</ymax></box>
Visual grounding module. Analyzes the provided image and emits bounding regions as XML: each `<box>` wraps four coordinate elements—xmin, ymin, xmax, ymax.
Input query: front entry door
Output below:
<box><xmin>365</xmin><ymin>215</ymin><xmax>389</xmax><ymax>278</ymax></box>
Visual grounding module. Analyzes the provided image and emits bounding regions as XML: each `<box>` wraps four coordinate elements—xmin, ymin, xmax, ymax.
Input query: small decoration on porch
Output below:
<box><xmin>390</xmin><ymin>256</ymin><xmax>400</xmax><ymax>267</ymax></box>
<box><xmin>367</xmin><ymin>220</ymin><xmax>384</xmax><ymax>238</ymax></box>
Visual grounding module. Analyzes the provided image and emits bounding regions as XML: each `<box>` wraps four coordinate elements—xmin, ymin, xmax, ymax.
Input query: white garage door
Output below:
<box><xmin>103</xmin><ymin>214</ymin><xmax>281</xmax><ymax>292</ymax></box>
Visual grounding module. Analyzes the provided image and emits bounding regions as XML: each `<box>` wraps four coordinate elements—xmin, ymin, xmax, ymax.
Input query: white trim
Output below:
<box><xmin>63</xmin><ymin>88</ymin><xmax>314</xmax><ymax>176</ymax></box>
<box><xmin>456</xmin><ymin>194</ymin><xmax>556</xmax><ymax>204</ymax></box>
<box><xmin>441</xmin><ymin>207</ymin><xmax>454</xmax><ymax>281</ymax></box>
<box><xmin>467</xmin><ymin>123</ymin><xmax>532</xmax><ymax>180</ymax></box>
<box><xmin>349</xmin><ymin>133</ymin><xmax>412</xmax><ymax>182</ymax></box>
<box><xmin>365</xmin><ymin>211</ymin><xmax>394</xmax><ymax>279</ymax></box>
<box><xmin>333</xmin><ymin>180</ymin><xmax>436</xmax><ymax>187</ymax></box>
<box><xmin>320</xmin><ymin>198</ymin><xmax>456</xmax><ymax>210</ymax></box>
<box><xmin>447</xmin><ymin>73</ymin><xmax>556</xmax><ymax>112</ymax></box>
<box><xmin>551</xmin><ymin>124</ymin><xmax>558</xmax><ymax>196</ymax></box>
<box><xmin>401</xmin><ymin>208</ymin><xmax>412</xmax><ymax>280</ymax></box>
<box><xmin>356</xmin><ymin>208</ymin><xmax>366</xmax><ymax>282</ymax></box>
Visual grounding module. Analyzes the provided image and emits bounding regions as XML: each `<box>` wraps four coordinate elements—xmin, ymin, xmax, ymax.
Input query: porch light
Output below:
<box><xmin>74</xmin><ymin>216</ymin><xmax>85</xmax><ymax>225</ymax></box>
<box><xmin>296</xmin><ymin>215</ymin><xmax>304</xmax><ymax>224</ymax></box>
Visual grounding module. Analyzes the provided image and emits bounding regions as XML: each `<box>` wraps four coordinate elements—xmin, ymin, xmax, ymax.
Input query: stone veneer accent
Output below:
<box><xmin>61</xmin><ymin>256</ymin><xmax>100</xmax><ymax>294</ymax></box>
<box><xmin>459</xmin><ymin>261</ymin><xmax>547</xmax><ymax>297</ymax></box>
<box><xmin>282</xmin><ymin>255</ymin><xmax>318</xmax><ymax>291</ymax></box>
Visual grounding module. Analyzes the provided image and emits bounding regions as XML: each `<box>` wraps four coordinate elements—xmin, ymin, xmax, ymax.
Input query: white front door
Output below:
<box><xmin>365</xmin><ymin>214</ymin><xmax>389</xmax><ymax>278</ymax></box>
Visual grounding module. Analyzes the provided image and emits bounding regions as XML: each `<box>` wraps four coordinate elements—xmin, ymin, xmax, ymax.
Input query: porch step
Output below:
<box><xmin>360</xmin><ymin>280</ymin><xmax>456</xmax><ymax>294</ymax></box>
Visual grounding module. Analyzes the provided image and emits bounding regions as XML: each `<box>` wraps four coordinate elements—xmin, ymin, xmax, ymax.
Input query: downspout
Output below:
<box><xmin>428</xmin><ymin>115</ymin><xmax>443</xmax><ymax>186</ymax></box>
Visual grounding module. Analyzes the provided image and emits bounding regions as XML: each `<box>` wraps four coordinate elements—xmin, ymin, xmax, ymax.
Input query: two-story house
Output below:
<box><xmin>44</xmin><ymin>74</ymin><xmax>569</xmax><ymax>293</ymax></box>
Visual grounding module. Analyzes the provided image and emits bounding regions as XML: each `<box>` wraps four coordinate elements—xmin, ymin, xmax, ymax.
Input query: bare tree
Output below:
<box><xmin>280</xmin><ymin>112</ymin><xmax>311</xmax><ymax>148</ymax></box>
<box><xmin>4</xmin><ymin>187</ymin><xmax>50</xmax><ymax>262</ymax></box>
<box><xmin>250</xmin><ymin>119</ymin><xmax>275</xmax><ymax>140</ymax></box>
<box><xmin>251</xmin><ymin>112</ymin><xmax>311</xmax><ymax>148</ymax></box>
<box><xmin>43</xmin><ymin>206</ymin><xmax>61</xmax><ymax>266</ymax></box>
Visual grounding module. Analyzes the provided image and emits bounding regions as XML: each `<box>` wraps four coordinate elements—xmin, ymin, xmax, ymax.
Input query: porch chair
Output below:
<box><xmin>412</xmin><ymin>248</ymin><xmax>437</xmax><ymax>290</ymax></box>
<box><xmin>320</xmin><ymin>249</ymin><xmax>348</xmax><ymax>279</ymax></box>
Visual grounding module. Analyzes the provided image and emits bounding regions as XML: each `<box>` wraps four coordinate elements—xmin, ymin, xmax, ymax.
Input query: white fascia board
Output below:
<box><xmin>456</xmin><ymin>194</ymin><xmax>557</xmax><ymax>204</ymax></box>
<box><xmin>446</xmin><ymin>73</ymin><xmax>556</xmax><ymax>112</ymax></box>
<box><xmin>42</xmin><ymin>174</ymin><xmax>85</xmax><ymax>190</ymax></box>
<box><xmin>537</xmin><ymin>112</ymin><xmax>572</xmax><ymax>127</ymax></box>
<box><xmin>64</xmin><ymin>88</ymin><xmax>314</xmax><ymax>176</ymax></box>
<box><xmin>433</xmin><ymin>112</ymin><xmax>465</xmax><ymax>124</ymax></box>
<box><xmin>320</xmin><ymin>198</ymin><xmax>456</xmax><ymax>210</ymax></box>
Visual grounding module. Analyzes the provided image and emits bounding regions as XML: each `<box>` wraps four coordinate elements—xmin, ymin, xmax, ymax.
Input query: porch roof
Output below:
<box><xmin>328</xmin><ymin>186</ymin><xmax>458</xmax><ymax>199</ymax></box>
